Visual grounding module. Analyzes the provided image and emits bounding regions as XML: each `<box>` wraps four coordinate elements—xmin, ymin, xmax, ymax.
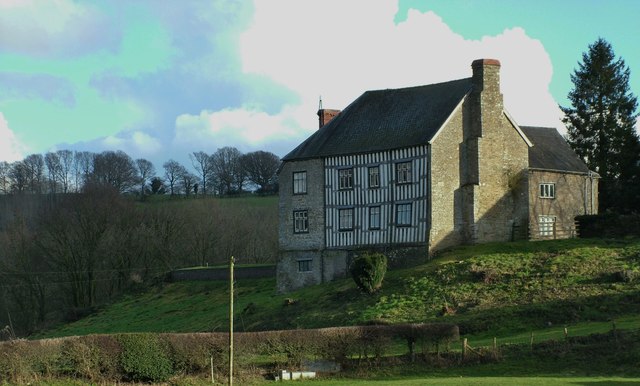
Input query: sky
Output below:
<box><xmin>0</xmin><ymin>0</ymin><xmax>638</xmax><ymax>169</ymax></box>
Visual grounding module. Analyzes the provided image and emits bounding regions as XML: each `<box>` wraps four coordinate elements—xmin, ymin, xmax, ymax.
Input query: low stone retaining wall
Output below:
<box><xmin>169</xmin><ymin>265</ymin><xmax>276</xmax><ymax>282</ymax></box>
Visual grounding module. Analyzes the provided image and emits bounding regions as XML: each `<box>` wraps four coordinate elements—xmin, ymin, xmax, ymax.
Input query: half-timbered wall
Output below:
<box><xmin>324</xmin><ymin>145</ymin><xmax>429</xmax><ymax>248</ymax></box>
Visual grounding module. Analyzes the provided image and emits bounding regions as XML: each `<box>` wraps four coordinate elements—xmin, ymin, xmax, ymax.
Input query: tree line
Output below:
<box><xmin>0</xmin><ymin>147</ymin><xmax>281</xmax><ymax>197</ymax></box>
<box><xmin>0</xmin><ymin>190</ymin><xmax>277</xmax><ymax>335</ymax></box>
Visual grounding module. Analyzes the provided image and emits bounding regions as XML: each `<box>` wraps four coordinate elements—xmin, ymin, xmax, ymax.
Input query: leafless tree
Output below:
<box><xmin>44</xmin><ymin>152</ymin><xmax>62</xmax><ymax>193</ymax></box>
<box><xmin>135</xmin><ymin>158</ymin><xmax>156</xmax><ymax>197</ymax></box>
<box><xmin>190</xmin><ymin>151</ymin><xmax>214</xmax><ymax>195</ymax></box>
<box><xmin>241</xmin><ymin>150</ymin><xmax>280</xmax><ymax>192</ymax></box>
<box><xmin>73</xmin><ymin>151</ymin><xmax>95</xmax><ymax>192</ymax></box>
<box><xmin>8</xmin><ymin>161</ymin><xmax>28</xmax><ymax>193</ymax></box>
<box><xmin>0</xmin><ymin>162</ymin><xmax>10</xmax><ymax>194</ymax></box>
<box><xmin>57</xmin><ymin>150</ymin><xmax>74</xmax><ymax>193</ymax></box>
<box><xmin>163</xmin><ymin>159</ymin><xmax>182</xmax><ymax>196</ymax></box>
<box><xmin>23</xmin><ymin>154</ymin><xmax>45</xmax><ymax>194</ymax></box>
<box><xmin>211</xmin><ymin>146</ymin><xmax>245</xmax><ymax>194</ymax></box>
<box><xmin>89</xmin><ymin>151</ymin><xmax>138</xmax><ymax>193</ymax></box>
<box><xmin>178</xmin><ymin>165</ymin><xmax>197</xmax><ymax>196</ymax></box>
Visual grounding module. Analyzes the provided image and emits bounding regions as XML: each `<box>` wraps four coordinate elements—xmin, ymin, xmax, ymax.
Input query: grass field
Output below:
<box><xmin>28</xmin><ymin>237</ymin><xmax>640</xmax><ymax>384</ymax></box>
<box><xmin>39</xmin><ymin>237</ymin><xmax>640</xmax><ymax>340</ymax></box>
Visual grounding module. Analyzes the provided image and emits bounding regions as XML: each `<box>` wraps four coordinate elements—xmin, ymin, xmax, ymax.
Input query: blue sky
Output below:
<box><xmin>0</xmin><ymin>0</ymin><xmax>638</xmax><ymax>168</ymax></box>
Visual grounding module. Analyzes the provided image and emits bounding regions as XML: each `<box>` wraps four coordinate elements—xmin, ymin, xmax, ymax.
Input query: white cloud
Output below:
<box><xmin>220</xmin><ymin>1</ymin><xmax>564</xmax><ymax>148</ymax></box>
<box><xmin>174</xmin><ymin>105</ymin><xmax>307</xmax><ymax>156</ymax></box>
<box><xmin>0</xmin><ymin>113</ymin><xmax>27</xmax><ymax>162</ymax></box>
<box><xmin>101</xmin><ymin>131</ymin><xmax>162</xmax><ymax>158</ymax></box>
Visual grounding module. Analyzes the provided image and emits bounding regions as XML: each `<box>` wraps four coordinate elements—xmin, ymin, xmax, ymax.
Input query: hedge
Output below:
<box><xmin>0</xmin><ymin>323</ymin><xmax>458</xmax><ymax>384</ymax></box>
<box><xmin>576</xmin><ymin>214</ymin><xmax>640</xmax><ymax>238</ymax></box>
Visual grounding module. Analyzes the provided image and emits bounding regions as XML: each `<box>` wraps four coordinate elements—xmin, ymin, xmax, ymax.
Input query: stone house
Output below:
<box><xmin>277</xmin><ymin>59</ymin><xmax>598</xmax><ymax>292</ymax></box>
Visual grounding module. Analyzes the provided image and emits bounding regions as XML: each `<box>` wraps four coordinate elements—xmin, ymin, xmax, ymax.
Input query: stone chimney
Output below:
<box><xmin>317</xmin><ymin>108</ymin><xmax>340</xmax><ymax>129</ymax></box>
<box><xmin>469</xmin><ymin>59</ymin><xmax>503</xmax><ymax>138</ymax></box>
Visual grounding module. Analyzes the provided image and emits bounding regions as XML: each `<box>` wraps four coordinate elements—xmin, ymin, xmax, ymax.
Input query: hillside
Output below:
<box><xmin>38</xmin><ymin>237</ymin><xmax>640</xmax><ymax>340</ymax></box>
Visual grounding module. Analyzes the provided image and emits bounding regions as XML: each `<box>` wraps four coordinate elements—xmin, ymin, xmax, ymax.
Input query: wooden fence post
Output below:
<box><xmin>530</xmin><ymin>332</ymin><xmax>534</xmax><ymax>351</ymax></box>
<box><xmin>462</xmin><ymin>338</ymin><xmax>468</xmax><ymax>361</ymax></box>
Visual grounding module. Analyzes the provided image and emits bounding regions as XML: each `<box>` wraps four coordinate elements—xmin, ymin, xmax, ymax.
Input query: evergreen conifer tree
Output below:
<box><xmin>561</xmin><ymin>38</ymin><xmax>640</xmax><ymax>213</ymax></box>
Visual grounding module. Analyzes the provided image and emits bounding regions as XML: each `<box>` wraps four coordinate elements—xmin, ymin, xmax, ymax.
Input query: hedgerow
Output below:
<box><xmin>0</xmin><ymin>323</ymin><xmax>458</xmax><ymax>384</ymax></box>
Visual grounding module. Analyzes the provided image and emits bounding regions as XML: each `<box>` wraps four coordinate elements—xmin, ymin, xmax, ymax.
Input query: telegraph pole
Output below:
<box><xmin>229</xmin><ymin>256</ymin><xmax>234</xmax><ymax>385</ymax></box>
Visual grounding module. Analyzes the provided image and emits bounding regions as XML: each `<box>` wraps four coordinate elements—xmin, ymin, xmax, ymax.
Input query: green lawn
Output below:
<box><xmin>286</xmin><ymin>377</ymin><xmax>640</xmax><ymax>385</ymax></box>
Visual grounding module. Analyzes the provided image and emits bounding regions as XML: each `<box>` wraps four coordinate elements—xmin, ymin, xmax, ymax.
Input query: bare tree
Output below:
<box><xmin>211</xmin><ymin>146</ymin><xmax>245</xmax><ymax>194</ymax></box>
<box><xmin>0</xmin><ymin>161</ymin><xmax>10</xmax><ymax>194</ymax></box>
<box><xmin>89</xmin><ymin>151</ymin><xmax>138</xmax><ymax>193</ymax></box>
<box><xmin>23</xmin><ymin>154</ymin><xmax>45</xmax><ymax>194</ymax></box>
<box><xmin>241</xmin><ymin>150</ymin><xmax>280</xmax><ymax>192</ymax></box>
<box><xmin>73</xmin><ymin>151</ymin><xmax>95</xmax><ymax>192</ymax></box>
<box><xmin>57</xmin><ymin>150</ymin><xmax>74</xmax><ymax>193</ymax></box>
<box><xmin>44</xmin><ymin>152</ymin><xmax>62</xmax><ymax>193</ymax></box>
<box><xmin>177</xmin><ymin>165</ymin><xmax>197</xmax><ymax>196</ymax></box>
<box><xmin>135</xmin><ymin>158</ymin><xmax>156</xmax><ymax>197</ymax></box>
<box><xmin>9</xmin><ymin>161</ymin><xmax>28</xmax><ymax>193</ymax></box>
<box><xmin>163</xmin><ymin>159</ymin><xmax>182</xmax><ymax>196</ymax></box>
<box><xmin>190</xmin><ymin>151</ymin><xmax>214</xmax><ymax>195</ymax></box>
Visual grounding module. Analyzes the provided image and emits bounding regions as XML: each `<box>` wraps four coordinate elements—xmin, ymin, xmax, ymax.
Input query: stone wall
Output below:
<box><xmin>278</xmin><ymin>159</ymin><xmax>325</xmax><ymax>251</ymax></box>
<box><xmin>528</xmin><ymin>170</ymin><xmax>598</xmax><ymax>239</ymax></box>
<box><xmin>429</xmin><ymin>105</ymin><xmax>465</xmax><ymax>250</ymax></box>
<box><xmin>170</xmin><ymin>265</ymin><xmax>275</xmax><ymax>281</ymax></box>
<box><xmin>277</xmin><ymin>158</ymin><xmax>327</xmax><ymax>292</ymax></box>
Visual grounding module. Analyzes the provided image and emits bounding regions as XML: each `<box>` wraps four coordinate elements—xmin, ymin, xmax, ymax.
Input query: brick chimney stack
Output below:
<box><xmin>317</xmin><ymin>108</ymin><xmax>340</xmax><ymax>129</ymax></box>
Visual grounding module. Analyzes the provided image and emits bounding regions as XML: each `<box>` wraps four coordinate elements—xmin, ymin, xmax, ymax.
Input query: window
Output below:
<box><xmin>539</xmin><ymin>183</ymin><xmax>555</xmax><ymax>198</ymax></box>
<box><xmin>338</xmin><ymin>168</ymin><xmax>353</xmax><ymax>190</ymax></box>
<box><xmin>293</xmin><ymin>171</ymin><xmax>307</xmax><ymax>194</ymax></box>
<box><xmin>396</xmin><ymin>203</ymin><xmax>412</xmax><ymax>226</ymax></box>
<box><xmin>369</xmin><ymin>206</ymin><xmax>381</xmax><ymax>229</ymax></box>
<box><xmin>539</xmin><ymin>215</ymin><xmax>556</xmax><ymax>237</ymax></box>
<box><xmin>368</xmin><ymin>166</ymin><xmax>380</xmax><ymax>188</ymax></box>
<box><xmin>293</xmin><ymin>210</ymin><xmax>308</xmax><ymax>233</ymax></box>
<box><xmin>298</xmin><ymin>259</ymin><xmax>312</xmax><ymax>272</ymax></box>
<box><xmin>396</xmin><ymin>162</ymin><xmax>412</xmax><ymax>184</ymax></box>
<box><xmin>339</xmin><ymin>208</ymin><xmax>354</xmax><ymax>230</ymax></box>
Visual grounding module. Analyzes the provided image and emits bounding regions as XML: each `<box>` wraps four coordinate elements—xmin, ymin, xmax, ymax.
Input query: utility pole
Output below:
<box><xmin>229</xmin><ymin>255</ymin><xmax>234</xmax><ymax>386</ymax></box>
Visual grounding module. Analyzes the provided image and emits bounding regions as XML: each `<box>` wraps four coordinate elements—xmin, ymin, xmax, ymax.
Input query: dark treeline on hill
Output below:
<box><xmin>0</xmin><ymin>188</ymin><xmax>277</xmax><ymax>336</ymax></box>
<box><xmin>0</xmin><ymin>147</ymin><xmax>281</xmax><ymax>197</ymax></box>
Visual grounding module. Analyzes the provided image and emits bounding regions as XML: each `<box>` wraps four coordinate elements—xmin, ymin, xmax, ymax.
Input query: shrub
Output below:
<box><xmin>350</xmin><ymin>252</ymin><xmax>388</xmax><ymax>293</ymax></box>
<box><xmin>117</xmin><ymin>333</ymin><xmax>173</xmax><ymax>382</ymax></box>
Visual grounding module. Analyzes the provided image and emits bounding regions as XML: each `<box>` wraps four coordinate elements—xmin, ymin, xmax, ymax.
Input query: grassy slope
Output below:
<box><xmin>39</xmin><ymin>237</ymin><xmax>640</xmax><ymax>342</ymax></box>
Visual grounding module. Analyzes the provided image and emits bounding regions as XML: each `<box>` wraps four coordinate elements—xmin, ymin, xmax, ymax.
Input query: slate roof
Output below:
<box><xmin>283</xmin><ymin>78</ymin><xmax>473</xmax><ymax>161</ymax></box>
<box><xmin>520</xmin><ymin>126</ymin><xmax>591</xmax><ymax>174</ymax></box>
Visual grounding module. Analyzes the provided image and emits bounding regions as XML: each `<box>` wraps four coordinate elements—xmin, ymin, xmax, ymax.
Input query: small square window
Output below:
<box><xmin>339</xmin><ymin>208</ymin><xmax>354</xmax><ymax>231</ymax></box>
<box><xmin>298</xmin><ymin>259</ymin><xmax>312</xmax><ymax>272</ymax></box>
<box><xmin>369</xmin><ymin>206</ymin><xmax>381</xmax><ymax>229</ymax></box>
<box><xmin>293</xmin><ymin>210</ymin><xmax>308</xmax><ymax>233</ymax></box>
<box><xmin>396</xmin><ymin>203</ymin><xmax>412</xmax><ymax>226</ymax></box>
<box><xmin>539</xmin><ymin>183</ymin><xmax>555</xmax><ymax>198</ymax></box>
<box><xmin>368</xmin><ymin>166</ymin><xmax>380</xmax><ymax>188</ymax></box>
<box><xmin>293</xmin><ymin>171</ymin><xmax>307</xmax><ymax>194</ymax></box>
<box><xmin>396</xmin><ymin>162</ymin><xmax>412</xmax><ymax>184</ymax></box>
<box><xmin>338</xmin><ymin>168</ymin><xmax>353</xmax><ymax>190</ymax></box>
